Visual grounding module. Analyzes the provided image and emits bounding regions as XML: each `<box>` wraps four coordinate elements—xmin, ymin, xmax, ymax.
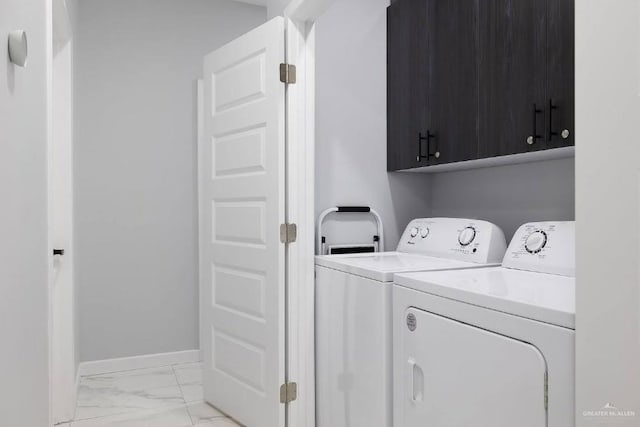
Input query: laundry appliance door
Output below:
<box><xmin>399</xmin><ymin>307</ymin><xmax>547</xmax><ymax>427</ymax></box>
<box><xmin>315</xmin><ymin>265</ymin><xmax>392</xmax><ymax>427</ymax></box>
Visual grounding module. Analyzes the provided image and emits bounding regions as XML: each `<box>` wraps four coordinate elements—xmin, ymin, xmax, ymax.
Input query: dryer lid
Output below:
<box><xmin>394</xmin><ymin>267</ymin><xmax>575</xmax><ymax>329</ymax></box>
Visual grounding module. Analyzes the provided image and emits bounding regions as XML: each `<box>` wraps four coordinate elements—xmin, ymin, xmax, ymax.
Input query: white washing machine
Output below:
<box><xmin>315</xmin><ymin>218</ymin><xmax>507</xmax><ymax>427</ymax></box>
<box><xmin>393</xmin><ymin>221</ymin><xmax>575</xmax><ymax>427</ymax></box>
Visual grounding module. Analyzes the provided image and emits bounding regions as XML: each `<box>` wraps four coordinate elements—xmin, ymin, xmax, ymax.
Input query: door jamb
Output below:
<box><xmin>50</xmin><ymin>0</ymin><xmax>77</xmax><ymax>423</ymax></box>
<box><xmin>284</xmin><ymin>1</ymin><xmax>336</xmax><ymax>426</ymax></box>
<box><xmin>284</xmin><ymin>16</ymin><xmax>316</xmax><ymax>427</ymax></box>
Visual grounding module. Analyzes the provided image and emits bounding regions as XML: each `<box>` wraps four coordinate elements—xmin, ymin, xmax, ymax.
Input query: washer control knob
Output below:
<box><xmin>410</xmin><ymin>227</ymin><xmax>419</xmax><ymax>238</ymax></box>
<box><xmin>458</xmin><ymin>226</ymin><xmax>476</xmax><ymax>246</ymax></box>
<box><xmin>525</xmin><ymin>230</ymin><xmax>548</xmax><ymax>254</ymax></box>
<box><xmin>420</xmin><ymin>227</ymin><xmax>430</xmax><ymax>238</ymax></box>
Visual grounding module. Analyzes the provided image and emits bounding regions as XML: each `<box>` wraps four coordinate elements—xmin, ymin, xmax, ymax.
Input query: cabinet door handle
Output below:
<box><xmin>548</xmin><ymin>99</ymin><xmax>559</xmax><ymax>141</ymax></box>
<box><xmin>427</xmin><ymin>131</ymin><xmax>440</xmax><ymax>160</ymax></box>
<box><xmin>418</xmin><ymin>131</ymin><xmax>440</xmax><ymax>162</ymax></box>
<box><xmin>417</xmin><ymin>132</ymin><xmax>428</xmax><ymax>162</ymax></box>
<box><xmin>527</xmin><ymin>104</ymin><xmax>544</xmax><ymax>145</ymax></box>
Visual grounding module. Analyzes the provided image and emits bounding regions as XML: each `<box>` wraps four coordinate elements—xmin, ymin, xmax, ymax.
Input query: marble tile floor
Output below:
<box><xmin>57</xmin><ymin>362</ymin><xmax>242</xmax><ymax>427</ymax></box>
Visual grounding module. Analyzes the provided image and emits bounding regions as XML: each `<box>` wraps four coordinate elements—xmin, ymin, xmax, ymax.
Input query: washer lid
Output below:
<box><xmin>315</xmin><ymin>252</ymin><xmax>497</xmax><ymax>282</ymax></box>
<box><xmin>394</xmin><ymin>267</ymin><xmax>575</xmax><ymax>329</ymax></box>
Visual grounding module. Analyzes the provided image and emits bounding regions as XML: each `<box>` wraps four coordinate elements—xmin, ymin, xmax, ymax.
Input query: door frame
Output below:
<box><xmin>283</xmin><ymin>15</ymin><xmax>316</xmax><ymax>427</ymax></box>
<box><xmin>50</xmin><ymin>0</ymin><xmax>78</xmax><ymax>423</ymax></box>
<box><xmin>283</xmin><ymin>2</ymin><xmax>336</xmax><ymax>426</ymax></box>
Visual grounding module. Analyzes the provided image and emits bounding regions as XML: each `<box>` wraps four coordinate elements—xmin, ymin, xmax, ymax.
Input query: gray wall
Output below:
<box><xmin>0</xmin><ymin>0</ymin><xmax>50</xmax><ymax>424</ymax></box>
<box><xmin>267</xmin><ymin>0</ymin><xmax>290</xmax><ymax>18</ymax></box>
<box><xmin>315</xmin><ymin>0</ymin><xmax>432</xmax><ymax>251</ymax></box>
<box><xmin>75</xmin><ymin>0</ymin><xmax>267</xmax><ymax>362</ymax></box>
<box><xmin>430</xmin><ymin>158</ymin><xmax>575</xmax><ymax>240</ymax></box>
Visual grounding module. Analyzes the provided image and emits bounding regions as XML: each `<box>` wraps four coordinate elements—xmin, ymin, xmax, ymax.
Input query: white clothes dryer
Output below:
<box><xmin>393</xmin><ymin>221</ymin><xmax>575</xmax><ymax>427</ymax></box>
<box><xmin>315</xmin><ymin>218</ymin><xmax>507</xmax><ymax>427</ymax></box>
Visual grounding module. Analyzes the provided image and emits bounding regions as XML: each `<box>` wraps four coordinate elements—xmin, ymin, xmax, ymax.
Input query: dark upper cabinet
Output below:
<box><xmin>387</xmin><ymin>0</ymin><xmax>575</xmax><ymax>171</ymax></box>
<box><xmin>427</xmin><ymin>0</ymin><xmax>480</xmax><ymax>165</ymax></box>
<box><xmin>546</xmin><ymin>0</ymin><xmax>575</xmax><ymax>148</ymax></box>
<box><xmin>387</xmin><ymin>0</ymin><xmax>479</xmax><ymax>170</ymax></box>
<box><xmin>387</xmin><ymin>0</ymin><xmax>428</xmax><ymax>171</ymax></box>
<box><xmin>478</xmin><ymin>0</ymin><xmax>548</xmax><ymax>157</ymax></box>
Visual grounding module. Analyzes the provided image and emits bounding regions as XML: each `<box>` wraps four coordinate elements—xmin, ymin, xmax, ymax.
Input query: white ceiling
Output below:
<box><xmin>231</xmin><ymin>0</ymin><xmax>268</xmax><ymax>6</ymax></box>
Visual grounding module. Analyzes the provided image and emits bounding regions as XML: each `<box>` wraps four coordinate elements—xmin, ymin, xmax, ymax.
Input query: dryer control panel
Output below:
<box><xmin>396</xmin><ymin>218</ymin><xmax>507</xmax><ymax>264</ymax></box>
<box><xmin>502</xmin><ymin>221</ymin><xmax>575</xmax><ymax>277</ymax></box>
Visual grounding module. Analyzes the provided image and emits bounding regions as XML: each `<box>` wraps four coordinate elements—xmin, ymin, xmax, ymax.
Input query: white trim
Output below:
<box><xmin>67</xmin><ymin>367</ymin><xmax>81</xmax><ymax>422</ymax></box>
<box><xmin>77</xmin><ymin>350</ymin><xmax>201</xmax><ymax>377</ymax></box>
<box><xmin>282</xmin><ymin>1</ymin><xmax>327</xmax><ymax>425</ymax></box>
<box><xmin>196</xmin><ymin>78</ymin><xmax>206</xmax><ymax>388</ymax></box>
<box><xmin>284</xmin><ymin>15</ymin><xmax>316</xmax><ymax>427</ymax></box>
<box><xmin>75</xmin><ymin>366</ymin><xmax>81</xmax><ymax>400</ymax></box>
<box><xmin>52</xmin><ymin>0</ymin><xmax>72</xmax><ymax>44</ymax></box>
<box><xmin>47</xmin><ymin>0</ymin><xmax>55</xmax><ymax>423</ymax></box>
<box><xmin>51</xmin><ymin>20</ymin><xmax>77</xmax><ymax>425</ymax></box>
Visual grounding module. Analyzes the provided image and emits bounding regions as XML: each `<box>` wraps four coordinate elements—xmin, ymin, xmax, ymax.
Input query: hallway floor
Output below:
<box><xmin>58</xmin><ymin>362</ymin><xmax>242</xmax><ymax>427</ymax></box>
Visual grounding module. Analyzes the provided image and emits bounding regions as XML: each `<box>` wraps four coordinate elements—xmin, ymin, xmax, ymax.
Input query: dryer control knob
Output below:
<box><xmin>410</xmin><ymin>227</ymin><xmax>419</xmax><ymax>238</ymax></box>
<box><xmin>458</xmin><ymin>227</ymin><xmax>476</xmax><ymax>246</ymax></box>
<box><xmin>420</xmin><ymin>227</ymin><xmax>430</xmax><ymax>238</ymax></box>
<box><xmin>525</xmin><ymin>230</ymin><xmax>547</xmax><ymax>254</ymax></box>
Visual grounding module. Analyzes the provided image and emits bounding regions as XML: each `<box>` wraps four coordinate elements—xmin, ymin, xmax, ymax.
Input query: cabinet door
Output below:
<box><xmin>387</xmin><ymin>0</ymin><xmax>428</xmax><ymax>171</ymax></box>
<box><xmin>478</xmin><ymin>0</ymin><xmax>548</xmax><ymax>157</ymax></box>
<box><xmin>426</xmin><ymin>0</ymin><xmax>479</xmax><ymax>165</ymax></box>
<box><xmin>546</xmin><ymin>0</ymin><xmax>574</xmax><ymax>148</ymax></box>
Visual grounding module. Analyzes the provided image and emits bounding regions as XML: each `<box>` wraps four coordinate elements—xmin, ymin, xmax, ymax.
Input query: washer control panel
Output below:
<box><xmin>524</xmin><ymin>230</ymin><xmax>547</xmax><ymax>254</ymax></box>
<box><xmin>503</xmin><ymin>221</ymin><xmax>575</xmax><ymax>277</ymax></box>
<box><xmin>458</xmin><ymin>226</ymin><xmax>477</xmax><ymax>246</ymax></box>
<box><xmin>397</xmin><ymin>218</ymin><xmax>507</xmax><ymax>264</ymax></box>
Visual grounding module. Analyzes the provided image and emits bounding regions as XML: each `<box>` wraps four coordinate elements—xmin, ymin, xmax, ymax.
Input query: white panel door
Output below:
<box><xmin>200</xmin><ymin>17</ymin><xmax>285</xmax><ymax>427</ymax></box>
<box><xmin>400</xmin><ymin>308</ymin><xmax>547</xmax><ymax>427</ymax></box>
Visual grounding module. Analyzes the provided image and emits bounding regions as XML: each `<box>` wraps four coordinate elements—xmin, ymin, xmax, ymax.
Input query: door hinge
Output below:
<box><xmin>279</xmin><ymin>63</ymin><xmax>297</xmax><ymax>84</ymax></box>
<box><xmin>544</xmin><ymin>370</ymin><xmax>549</xmax><ymax>410</ymax></box>
<box><xmin>280</xmin><ymin>381</ymin><xmax>298</xmax><ymax>404</ymax></box>
<box><xmin>280</xmin><ymin>223</ymin><xmax>298</xmax><ymax>244</ymax></box>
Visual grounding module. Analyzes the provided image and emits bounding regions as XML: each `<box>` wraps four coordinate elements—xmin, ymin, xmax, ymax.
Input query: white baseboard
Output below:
<box><xmin>78</xmin><ymin>349</ymin><xmax>201</xmax><ymax>377</ymax></box>
<box><xmin>71</xmin><ymin>367</ymin><xmax>80</xmax><ymax>419</ymax></box>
